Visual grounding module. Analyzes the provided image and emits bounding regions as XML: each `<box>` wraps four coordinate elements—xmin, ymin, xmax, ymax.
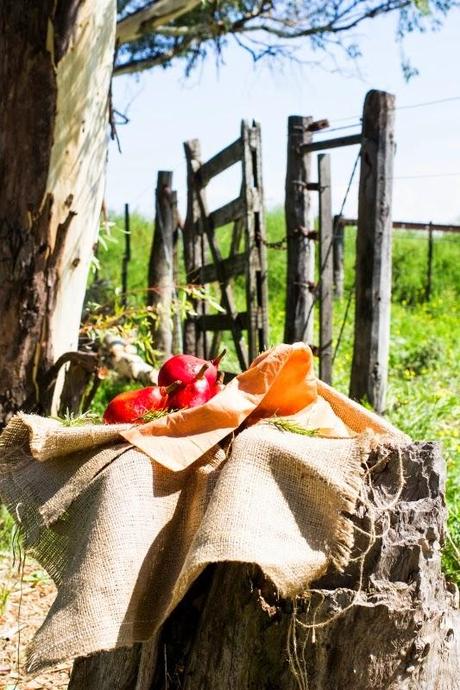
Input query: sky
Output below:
<box><xmin>106</xmin><ymin>8</ymin><xmax>460</xmax><ymax>225</ymax></box>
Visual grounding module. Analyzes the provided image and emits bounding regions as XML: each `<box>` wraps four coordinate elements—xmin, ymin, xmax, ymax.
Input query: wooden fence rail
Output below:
<box><xmin>339</xmin><ymin>218</ymin><xmax>460</xmax><ymax>234</ymax></box>
<box><xmin>333</xmin><ymin>217</ymin><xmax>459</xmax><ymax>304</ymax></box>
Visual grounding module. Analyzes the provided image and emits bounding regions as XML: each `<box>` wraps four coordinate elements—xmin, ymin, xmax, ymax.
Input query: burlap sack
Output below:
<box><xmin>0</xmin><ymin>344</ymin><xmax>407</xmax><ymax>672</ymax></box>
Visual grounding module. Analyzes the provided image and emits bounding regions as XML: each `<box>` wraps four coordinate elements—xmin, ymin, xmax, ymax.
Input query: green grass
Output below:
<box><xmin>0</xmin><ymin>504</ymin><xmax>15</xmax><ymax>553</ymax></box>
<box><xmin>11</xmin><ymin>210</ymin><xmax>460</xmax><ymax>582</ymax></box>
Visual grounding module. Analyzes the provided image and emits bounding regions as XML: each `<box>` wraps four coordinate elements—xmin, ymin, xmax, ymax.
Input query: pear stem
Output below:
<box><xmin>165</xmin><ymin>380</ymin><xmax>182</xmax><ymax>394</ymax></box>
<box><xmin>212</xmin><ymin>349</ymin><xmax>227</xmax><ymax>367</ymax></box>
<box><xmin>195</xmin><ymin>363</ymin><xmax>209</xmax><ymax>380</ymax></box>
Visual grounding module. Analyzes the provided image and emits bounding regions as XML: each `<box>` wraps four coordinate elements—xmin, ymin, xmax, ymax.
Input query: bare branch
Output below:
<box><xmin>116</xmin><ymin>0</ymin><xmax>202</xmax><ymax>43</ymax></box>
<box><xmin>114</xmin><ymin>49</ymin><xmax>180</xmax><ymax>75</ymax></box>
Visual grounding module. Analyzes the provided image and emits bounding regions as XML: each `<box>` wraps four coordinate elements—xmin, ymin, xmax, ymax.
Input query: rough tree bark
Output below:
<box><xmin>69</xmin><ymin>441</ymin><xmax>460</xmax><ymax>689</ymax></box>
<box><xmin>0</xmin><ymin>0</ymin><xmax>116</xmax><ymax>424</ymax></box>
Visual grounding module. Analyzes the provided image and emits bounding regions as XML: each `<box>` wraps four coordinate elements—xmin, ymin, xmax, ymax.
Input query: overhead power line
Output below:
<box><xmin>395</xmin><ymin>95</ymin><xmax>460</xmax><ymax>111</ymax></box>
<box><xmin>328</xmin><ymin>94</ymin><xmax>460</xmax><ymax>125</ymax></box>
<box><xmin>393</xmin><ymin>172</ymin><xmax>460</xmax><ymax>180</ymax></box>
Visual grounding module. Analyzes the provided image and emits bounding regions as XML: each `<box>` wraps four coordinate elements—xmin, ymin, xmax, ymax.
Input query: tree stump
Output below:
<box><xmin>69</xmin><ymin>442</ymin><xmax>460</xmax><ymax>689</ymax></box>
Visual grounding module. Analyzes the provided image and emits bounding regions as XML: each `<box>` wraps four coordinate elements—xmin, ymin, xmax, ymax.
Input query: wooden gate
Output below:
<box><xmin>183</xmin><ymin>120</ymin><xmax>269</xmax><ymax>370</ymax></box>
<box><xmin>284</xmin><ymin>90</ymin><xmax>396</xmax><ymax>413</ymax></box>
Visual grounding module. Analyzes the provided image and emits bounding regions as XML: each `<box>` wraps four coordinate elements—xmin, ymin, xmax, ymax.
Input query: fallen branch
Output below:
<box><xmin>102</xmin><ymin>333</ymin><xmax>159</xmax><ymax>385</ymax></box>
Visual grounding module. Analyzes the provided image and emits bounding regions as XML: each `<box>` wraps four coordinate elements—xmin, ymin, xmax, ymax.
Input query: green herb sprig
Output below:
<box><xmin>265</xmin><ymin>418</ymin><xmax>319</xmax><ymax>437</ymax></box>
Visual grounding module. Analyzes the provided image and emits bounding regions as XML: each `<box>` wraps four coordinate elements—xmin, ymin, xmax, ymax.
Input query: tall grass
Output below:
<box><xmin>75</xmin><ymin>211</ymin><xmax>460</xmax><ymax>581</ymax></box>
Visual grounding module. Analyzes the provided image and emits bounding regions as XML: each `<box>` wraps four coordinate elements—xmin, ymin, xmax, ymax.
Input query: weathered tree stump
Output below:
<box><xmin>69</xmin><ymin>442</ymin><xmax>459</xmax><ymax>689</ymax></box>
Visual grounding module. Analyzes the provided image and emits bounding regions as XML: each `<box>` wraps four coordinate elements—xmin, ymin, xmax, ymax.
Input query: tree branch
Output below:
<box><xmin>114</xmin><ymin>50</ymin><xmax>179</xmax><ymax>75</ymax></box>
<box><xmin>116</xmin><ymin>0</ymin><xmax>202</xmax><ymax>44</ymax></box>
<box><xmin>114</xmin><ymin>0</ymin><xmax>451</xmax><ymax>77</ymax></box>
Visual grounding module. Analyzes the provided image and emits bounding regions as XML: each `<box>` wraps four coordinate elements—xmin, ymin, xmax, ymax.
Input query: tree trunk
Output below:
<box><xmin>0</xmin><ymin>0</ymin><xmax>116</xmax><ymax>424</ymax></box>
<box><xmin>69</xmin><ymin>441</ymin><xmax>460</xmax><ymax>689</ymax></box>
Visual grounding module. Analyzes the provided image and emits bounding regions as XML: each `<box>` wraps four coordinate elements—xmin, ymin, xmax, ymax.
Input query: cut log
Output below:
<box><xmin>69</xmin><ymin>440</ymin><xmax>459</xmax><ymax>689</ymax></box>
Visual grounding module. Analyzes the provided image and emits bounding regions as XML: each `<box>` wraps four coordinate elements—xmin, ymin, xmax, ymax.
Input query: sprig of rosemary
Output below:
<box><xmin>264</xmin><ymin>417</ymin><xmax>319</xmax><ymax>437</ymax></box>
<box><xmin>137</xmin><ymin>409</ymin><xmax>171</xmax><ymax>423</ymax></box>
<box><xmin>53</xmin><ymin>411</ymin><xmax>103</xmax><ymax>426</ymax></box>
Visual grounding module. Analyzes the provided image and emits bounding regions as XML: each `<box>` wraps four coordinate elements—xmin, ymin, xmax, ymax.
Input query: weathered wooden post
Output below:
<box><xmin>284</xmin><ymin>116</ymin><xmax>315</xmax><ymax>344</ymax></box>
<box><xmin>171</xmin><ymin>191</ymin><xmax>183</xmax><ymax>355</ymax></box>
<box><xmin>333</xmin><ymin>215</ymin><xmax>345</xmax><ymax>298</ymax></box>
<box><xmin>241</xmin><ymin>119</ymin><xmax>270</xmax><ymax>359</ymax></box>
<box><xmin>183</xmin><ymin>140</ymin><xmax>206</xmax><ymax>358</ymax></box>
<box><xmin>350</xmin><ymin>90</ymin><xmax>395</xmax><ymax>413</ymax></box>
<box><xmin>318</xmin><ymin>154</ymin><xmax>333</xmax><ymax>384</ymax></box>
<box><xmin>425</xmin><ymin>222</ymin><xmax>434</xmax><ymax>301</ymax></box>
<box><xmin>121</xmin><ymin>203</ymin><xmax>131</xmax><ymax>307</ymax></box>
<box><xmin>147</xmin><ymin>171</ymin><xmax>175</xmax><ymax>361</ymax></box>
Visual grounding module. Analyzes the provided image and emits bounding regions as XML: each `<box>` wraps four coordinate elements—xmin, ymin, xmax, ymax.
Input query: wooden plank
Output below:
<box><xmin>307</xmin><ymin>118</ymin><xmax>330</xmax><ymax>132</ymax></box>
<box><xmin>241</xmin><ymin>120</ymin><xmax>269</xmax><ymax>360</ymax></box>
<box><xmin>198</xmin><ymin>137</ymin><xmax>243</xmax><ymax>186</ymax></box>
<box><xmin>183</xmin><ymin>139</ymin><xmax>207</xmax><ymax>358</ymax></box>
<box><xmin>284</xmin><ymin>115</ymin><xmax>315</xmax><ymax>344</ymax></box>
<box><xmin>147</xmin><ymin>170</ymin><xmax>174</xmax><ymax>361</ymax></box>
<box><xmin>209</xmin><ymin>196</ymin><xmax>244</xmax><ymax>230</ymax></box>
<box><xmin>333</xmin><ymin>215</ymin><xmax>345</xmax><ymax>298</ymax></box>
<box><xmin>350</xmin><ymin>90</ymin><xmax>395</xmax><ymax>413</ymax></box>
<box><xmin>251</xmin><ymin>120</ymin><xmax>270</xmax><ymax>356</ymax></box>
<box><xmin>301</xmin><ymin>133</ymin><xmax>362</xmax><ymax>154</ymax></box>
<box><xmin>196</xmin><ymin>312</ymin><xmax>249</xmax><ymax>331</ymax></box>
<box><xmin>340</xmin><ymin>218</ymin><xmax>460</xmax><ymax>234</ymax></box>
<box><xmin>318</xmin><ymin>154</ymin><xmax>333</xmax><ymax>385</ymax></box>
<box><xmin>229</xmin><ymin>217</ymin><xmax>244</xmax><ymax>255</ymax></box>
<box><xmin>393</xmin><ymin>220</ymin><xmax>460</xmax><ymax>234</ymax></box>
<box><xmin>200</xmin><ymin>252</ymin><xmax>248</xmax><ymax>284</ymax></box>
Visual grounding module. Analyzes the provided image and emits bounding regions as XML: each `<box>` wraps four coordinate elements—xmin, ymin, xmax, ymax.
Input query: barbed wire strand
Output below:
<box><xmin>332</xmin><ymin>284</ymin><xmax>355</xmax><ymax>365</ymax></box>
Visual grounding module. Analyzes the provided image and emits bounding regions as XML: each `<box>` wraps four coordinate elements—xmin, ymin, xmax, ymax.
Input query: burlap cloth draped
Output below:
<box><xmin>0</xmin><ymin>344</ymin><xmax>406</xmax><ymax>672</ymax></box>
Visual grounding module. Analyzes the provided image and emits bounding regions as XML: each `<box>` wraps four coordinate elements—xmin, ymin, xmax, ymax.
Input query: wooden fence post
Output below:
<box><xmin>333</xmin><ymin>215</ymin><xmax>345</xmax><ymax>298</ymax></box>
<box><xmin>318</xmin><ymin>154</ymin><xmax>333</xmax><ymax>384</ymax></box>
<box><xmin>284</xmin><ymin>116</ymin><xmax>315</xmax><ymax>344</ymax></box>
<box><xmin>183</xmin><ymin>140</ymin><xmax>206</xmax><ymax>358</ymax></box>
<box><xmin>350</xmin><ymin>90</ymin><xmax>395</xmax><ymax>413</ymax></box>
<box><xmin>425</xmin><ymin>222</ymin><xmax>434</xmax><ymax>301</ymax></box>
<box><xmin>147</xmin><ymin>171</ymin><xmax>175</xmax><ymax>361</ymax></box>
<box><xmin>241</xmin><ymin>120</ymin><xmax>270</xmax><ymax>360</ymax></box>
<box><xmin>171</xmin><ymin>191</ymin><xmax>183</xmax><ymax>354</ymax></box>
<box><xmin>121</xmin><ymin>203</ymin><xmax>131</xmax><ymax>307</ymax></box>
